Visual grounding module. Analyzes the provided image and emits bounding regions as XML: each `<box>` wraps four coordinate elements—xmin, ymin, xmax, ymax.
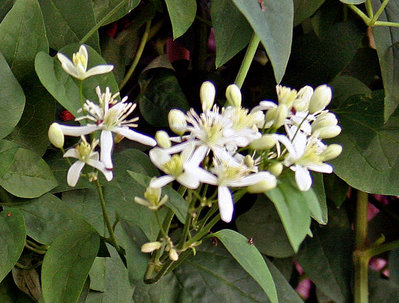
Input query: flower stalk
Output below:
<box><xmin>235</xmin><ymin>33</ymin><xmax>261</xmax><ymax>88</ymax></box>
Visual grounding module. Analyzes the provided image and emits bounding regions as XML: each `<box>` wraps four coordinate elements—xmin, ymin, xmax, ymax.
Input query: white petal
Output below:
<box><xmin>85</xmin><ymin>65</ymin><xmax>114</xmax><ymax>78</ymax></box>
<box><xmin>115</xmin><ymin>127</ymin><xmax>156</xmax><ymax>146</ymax></box>
<box><xmin>186</xmin><ymin>166</ymin><xmax>217</xmax><ymax>185</ymax></box>
<box><xmin>306</xmin><ymin>163</ymin><xmax>333</xmax><ymax>173</ymax></box>
<box><xmin>79</xmin><ymin>45</ymin><xmax>89</xmax><ymax>66</ymax></box>
<box><xmin>149</xmin><ymin>147</ymin><xmax>171</xmax><ymax>169</ymax></box>
<box><xmin>63</xmin><ymin>148</ymin><xmax>79</xmax><ymax>159</ymax></box>
<box><xmin>187</xmin><ymin>144</ymin><xmax>207</xmax><ymax>166</ymax></box>
<box><xmin>100</xmin><ymin>130</ymin><xmax>114</xmax><ymax>169</ymax></box>
<box><xmin>150</xmin><ymin>175</ymin><xmax>175</xmax><ymax>188</ymax></box>
<box><xmin>218</xmin><ymin>186</ymin><xmax>234</xmax><ymax>223</ymax></box>
<box><xmin>57</xmin><ymin>53</ymin><xmax>80</xmax><ymax>78</ymax></box>
<box><xmin>59</xmin><ymin>124</ymin><xmax>98</xmax><ymax>136</ymax></box>
<box><xmin>87</xmin><ymin>159</ymin><xmax>113</xmax><ymax>181</ymax></box>
<box><xmin>67</xmin><ymin>161</ymin><xmax>85</xmax><ymax>187</ymax></box>
<box><xmin>229</xmin><ymin>172</ymin><xmax>272</xmax><ymax>187</ymax></box>
<box><xmin>177</xmin><ymin>172</ymin><xmax>200</xmax><ymax>189</ymax></box>
<box><xmin>295</xmin><ymin>165</ymin><xmax>312</xmax><ymax>191</ymax></box>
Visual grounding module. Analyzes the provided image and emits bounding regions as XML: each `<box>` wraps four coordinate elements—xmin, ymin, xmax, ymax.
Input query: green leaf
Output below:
<box><xmin>389</xmin><ymin>248</ymin><xmax>399</xmax><ymax>286</ymax></box>
<box><xmin>38</xmin><ymin>0</ymin><xmax>99</xmax><ymax>51</ymax></box>
<box><xmin>165</xmin><ymin>0</ymin><xmax>196</xmax><ymax>39</ymax></box>
<box><xmin>371</xmin><ymin>0</ymin><xmax>399</xmax><ymax>121</ymax></box>
<box><xmin>323</xmin><ymin>173</ymin><xmax>349</xmax><ymax>207</ymax></box>
<box><xmin>6</xmin><ymin>75</ymin><xmax>55</xmax><ymax>156</ymax></box>
<box><xmin>294</xmin><ymin>0</ymin><xmax>326</xmax><ymax>26</ymax></box>
<box><xmin>93</xmin><ymin>0</ymin><xmax>140</xmax><ymax>26</ymax></box>
<box><xmin>41</xmin><ymin>229</ymin><xmax>100</xmax><ymax>303</ymax></box>
<box><xmin>310</xmin><ymin>173</ymin><xmax>328</xmax><ymax>225</ymax></box>
<box><xmin>211</xmin><ymin>0</ymin><xmax>252</xmax><ymax>68</ymax></box>
<box><xmin>296</xmin><ymin>206</ymin><xmax>353</xmax><ymax>303</ymax></box>
<box><xmin>0</xmin><ymin>143</ymin><xmax>57</xmax><ymax>198</ymax></box>
<box><xmin>133</xmin><ymin>273</ymin><xmax>181</xmax><ymax>302</ymax></box>
<box><xmin>0</xmin><ymin>0</ymin><xmax>14</xmax><ymax>22</ymax></box>
<box><xmin>213</xmin><ymin>229</ymin><xmax>278</xmax><ymax>303</ymax></box>
<box><xmin>340</xmin><ymin>0</ymin><xmax>366</xmax><ymax>4</ymax></box>
<box><xmin>12</xmin><ymin>193</ymin><xmax>93</xmax><ymax>245</ymax></box>
<box><xmin>35</xmin><ymin>44</ymin><xmax>118</xmax><ymax>116</ymax></box>
<box><xmin>332</xmin><ymin>91</ymin><xmax>399</xmax><ymax>194</ymax></box>
<box><xmin>0</xmin><ymin>0</ymin><xmax>48</xmax><ymax>81</ymax></box>
<box><xmin>236</xmin><ymin>195</ymin><xmax>295</xmax><ymax>258</ymax></box>
<box><xmin>265</xmin><ymin>172</ymin><xmax>312</xmax><ymax>251</ymax></box>
<box><xmin>127</xmin><ymin>170</ymin><xmax>188</xmax><ymax>223</ymax></box>
<box><xmin>369</xmin><ymin>270</ymin><xmax>399</xmax><ymax>302</ymax></box>
<box><xmin>0</xmin><ymin>52</ymin><xmax>25</xmax><ymax>141</ymax></box>
<box><xmin>0</xmin><ymin>209</ymin><xmax>25</xmax><ymax>283</ymax></box>
<box><xmin>231</xmin><ymin>0</ymin><xmax>293</xmax><ymax>83</ymax></box>
<box><xmin>138</xmin><ymin>68</ymin><xmax>190</xmax><ymax>127</ymax></box>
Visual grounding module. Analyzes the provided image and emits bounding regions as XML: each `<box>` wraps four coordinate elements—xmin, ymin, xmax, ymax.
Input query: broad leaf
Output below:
<box><xmin>332</xmin><ymin>91</ymin><xmax>399</xmax><ymax>194</ymax></box>
<box><xmin>93</xmin><ymin>0</ymin><xmax>140</xmax><ymax>26</ymax></box>
<box><xmin>35</xmin><ymin>44</ymin><xmax>118</xmax><ymax>116</ymax></box>
<box><xmin>237</xmin><ymin>195</ymin><xmax>295</xmax><ymax>258</ymax></box>
<box><xmin>0</xmin><ymin>0</ymin><xmax>14</xmax><ymax>22</ymax></box>
<box><xmin>369</xmin><ymin>270</ymin><xmax>399</xmax><ymax>302</ymax></box>
<box><xmin>211</xmin><ymin>0</ymin><xmax>252</xmax><ymax>68</ymax></box>
<box><xmin>371</xmin><ymin>0</ymin><xmax>399</xmax><ymax>121</ymax></box>
<box><xmin>294</xmin><ymin>0</ymin><xmax>326</xmax><ymax>26</ymax></box>
<box><xmin>165</xmin><ymin>0</ymin><xmax>196</xmax><ymax>39</ymax></box>
<box><xmin>42</xmin><ymin>229</ymin><xmax>100</xmax><ymax>303</ymax></box>
<box><xmin>0</xmin><ymin>142</ymin><xmax>57</xmax><ymax>198</ymax></box>
<box><xmin>231</xmin><ymin>0</ymin><xmax>293</xmax><ymax>83</ymax></box>
<box><xmin>38</xmin><ymin>0</ymin><xmax>99</xmax><ymax>51</ymax></box>
<box><xmin>389</xmin><ymin>248</ymin><xmax>399</xmax><ymax>286</ymax></box>
<box><xmin>0</xmin><ymin>52</ymin><xmax>25</xmax><ymax>141</ymax></box>
<box><xmin>213</xmin><ymin>229</ymin><xmax>278</xmax><ymax>303</ymax></box>
<box><xmin>265</xmin><ymin>172</ymin><xmax>312</xmax><ymax>251</ymax></box>
<box><xmin>0</xmin><ymin>209</ymin><xmax>25</xmax><ymax>283</ymax></box>
<box><xmin>0</xmin><ymin>0</ymin><xmax>48</xmax><ymax>81</ymax></box>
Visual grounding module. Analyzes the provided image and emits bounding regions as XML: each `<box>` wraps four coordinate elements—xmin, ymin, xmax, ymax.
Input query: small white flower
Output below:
<box><xmin>57</xmin><ymin>45</ymin><xmax>114</xmax><ymax>80</ymax></box>
<box><xmin>63</xmin><ymin>136</ymin><xmax>112</xmax><ymax>187</ymax></box>
<box><xmin>134</xmin><ymin>183</ymin><xmax>168</xmax><ymax>210</ymax></box>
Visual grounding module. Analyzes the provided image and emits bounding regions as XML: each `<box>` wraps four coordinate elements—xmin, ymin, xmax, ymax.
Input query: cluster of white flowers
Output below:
<box><xmin>146</xmin><ymin>81</ymin><xmax>342</xmax><ymax>223</ymax></box>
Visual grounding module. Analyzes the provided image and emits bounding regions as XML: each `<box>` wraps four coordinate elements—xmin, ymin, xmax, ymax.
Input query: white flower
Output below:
<box><xmin>58</xmin><ymin>87</ymin><xmax>156</xmax><ymax>169</ymax></box>
<box><xmin>134</xmin><ymin>183</ymin><xmax>168</xmax><ymax>210</ymax></box>
<box><xmin>57</xmin><ymin>45</ymin><xmax>114</xmax><ymax>80</ymax></box>
<box><xmin>63</xmin><ymin>136</ymin><xmax>112</xmax><ymax>187</ymax></box>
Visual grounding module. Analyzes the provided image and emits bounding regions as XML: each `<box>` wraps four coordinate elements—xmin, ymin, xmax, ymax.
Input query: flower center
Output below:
<box><xmin>76</xmin><ymin>141</ymin><xmax>92</xmax><ymax>162</ymax></box>
<box><xmin>163</xmin><ymin>154</ymin><xmax>184</xmax><ymax>176</ymax></box>
<box><xmin>72</xmin><ymin>53</ymin><xmax>87</xmax><ymax>70</ymax></box>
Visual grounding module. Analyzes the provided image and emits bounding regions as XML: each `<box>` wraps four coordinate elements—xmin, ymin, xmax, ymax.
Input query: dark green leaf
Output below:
<box><xmin>211</xmin><ymin>0</ymin><xmax>252</xmax><ymax>68</ymax></box>
<box><xmin>0</xmin><ymin>209</ymin><xmax>25</xmax><ymax>283</ymax></box>
<box><xmin>311</xmin><ymin>173</ymin><xmax>328</xmax><ymax>224</ymax></box>
<box><xmin>371</xmin><ymin>0</ymin><xmax>399</xmax><ymax>121</ymax></box>
<box><xmin>231</xmin><ymin>0</ymin><xmax>294</xmax><ymax>83</ymax></box>
<box><xmin>0</xmin><ymin>52</ymin><xmax>25</xmax><ymax>141</ymax></box>
<box><xmin>38</xmin><ymin>0</ymin><xmax>99</xmax><ymax>51</ymax></box>
<box><xmin>93</xmin><ymin>0</ymin><xmax>140</xmax><ymax>25</ymax></box>
<box><xmin>369</xmin><ymin>270</ymin><xmax>399</xmax><ymax>303</ymax></box>
<box><xmin>133</xmin><ymin>273</ymin><xmax>181</xmax><ymax>302</ymax></box>
<box><xmin>389</xmin><ymin>248</ymin><xmax>399</xmax><ymax>286</ymax></box>
<box><xmin>165</xmin><ymin>0</ymin><xmax>196</xmax><ymax>39</ymax></box>
<box><xmin>138</xmin><ymin>68</ymin><xmax>190</xmax><ymax>127</ymax></box>
<box><xmin>332</xmin><ymin>91</ymin><xmax>399</xmax><ymax>195</ymax></box>
<box><xmin>0</xmin><ymin>143</ymin><xmax>57</xmax><ymax>198</ymax></box>
<box><xmin>296</xmin><ymin>206</ymin><xmax>353</xmax><ymax>303</ymax></box>
<box><xmin>330</xmin><ymin>75</ymin><xmax>371</xmax><ymax>107</ymax></box>
<box><xmin>213</xmin><ymin>229</ymin><xmax>278</xmax><ymax>303</ymax></box>
<box><xmin>294</xmin><ymin>0</ymin><xmax>326</xmax><ymax>26</ymax></box>
<box><xmin>0</xmin><ymin>0</ymin><xmax>48</xmax><ymax>81</ymax></box>
<box><xmin>323</xmin><ymin>173</ymin><xmax>349</xmax><ymax>207</ymax></box>
<box><xmin>236</xmin><ymin>195</ymin><xmax>295</xmax><ymax>258</ymax></box>
<box><xmin>41</xmin><ymin>229</ymin><xmax>100</xmax><ymax>303</ymax></box>
<box><xmin>265</xmin><ymin>172</ymin><xmax>312</xmax><ymax>251</ymax></box>
<box><xmin>35</xmin><ymin>44</ymin><xmax>118</xmax><ymax>116</ymax></box>
<box><xmin>0</xmin><ymin>0</ymin><xmax>14</xmax><ymax>22</ymax></box>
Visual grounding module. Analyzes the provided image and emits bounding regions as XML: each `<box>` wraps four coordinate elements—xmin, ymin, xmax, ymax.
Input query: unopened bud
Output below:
<box><xmin>141</xmin><ymin>241</ymin><xmax>162</xmax><ymax>253</ymax></box>
<box><xmin>276</xmin><ymin>85</ymin><xmax>297</xmax><ymax>108</ymax></box>
<box><xmin>169</xmin><ymin>248</ymin><xmax>179</xmax><ymax>261</ymax></box>
<box><xmin>155</xmin><ymin>131</ymin><xmax>171</xmax><ymax>148</ymax></box>
<box><xmin>250</xmin><ymin>134</ymin><xmax>276</xmax><ymax>150</ymax></box>
<box><xmin>247</xmin><ymin>175</ymin><xmax>277</xmax><ymax>193</ymax></box>
<box><xmin>87</xmin><ymin>172</ymin><xmax>98</xmax><ymax>182</ymax></box>
<box><xmin>265</xmin><ymin>104</ymin><xmax>288</xmax><ymax>128</ymax></box>
<box><xmin>48</xmin><ymin>123</ymin><xmax>64</xmax><ymax>148</ymax></box>
<box><xmin>244</xmin><ymin>155</ymin><xmax>255</xmax><ymax>168</ymax></box>
<box><xmin>308</xmin><ymin>85</ymin><xmax>332</xmax><ymax>113</ymax></box>
<box><xmin>269</xmin><ymin>162</ymin><xmax>283</xmax><ymax>176</ymax></box>
<box><xmin>225</xmin><ymin>84</ymin><xmax>242</xmax><ymax>107</ymax></box>
<box><xmin>320</xmin><ymin>144</ymin><xmax>342</xmax><ymax>161</ymax></box>
<box><xmin>312</xmin><ymin>112</ymin><xmax>338</xmax><ymax>131</ymax></box>
<box><xmin>168</xmin><ymin>109</ymin><xmax>187</xmax><ymax>135</ymax></box>
<box><xmin>314</xmin><ymin>125</ymin><xmax>341</xmax><ymax>139</ymax></box>
<box><xmin>200</xmin><ymin>81</ymin><xmax>216</xmax><ymax>112</ymax></box>
<box><xmin>293</xmin><ymin>86</ymin><xmax>313</xmax><ymax>112</ymax></box>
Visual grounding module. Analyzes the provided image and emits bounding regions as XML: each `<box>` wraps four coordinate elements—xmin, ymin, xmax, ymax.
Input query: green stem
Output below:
<box><xmin>354</xmin><ymin>191</ymin><xmax>369</xmax><ymax>303</ymax></box>
<box><xmin>155</xmin><ymin>211</ymin><xmax>168</xmax><ymax>239</ymax></box>
<box><xmin>234</xmin><ymin>34</ymin><xmax>261</xmax><ymax>89</ymax></box>
<box><xmin>25</xmin><ymin>242</ymin><xmax>46</xmax><ymax>255</ymax></box>
<box><xmin>79</xmin><ymin>80</ymin><xmax>84</xmax><ymax>108</ymax></box>
<box><xmin>374</xmin><ymin>20</ymin><xmax>399</xmax><ymax>27</ymax></box>
<box><xmin>178</xmin><ymin>195</ymin><xmax>196</xmax><ymax>249</ymax></box>
<box><xmin>348</xmin><ymin>4</ymin><xmax>371</xmax><ymax>24</ymax></box>
<box><xmin>365</xmin><ymin>0</ymin><xmax>374</xmax><ymax>18</ymax></box>
<box><xmin>369</xmin><ymin>0</ymin><xmax>390</xmax><ymax>25</ymax></box>
<box><xmin>367</xmin><ymin>239</ymin><xmax>399</xmax><ymax>257</ymax></box>
<box><xmin>183</xmin><ymin>213</ymin><xmax>221</xmax><ymax>250</ymax></box>
<box><xmin>80</xmin><ymin>0</ymin><xmax>131</xmax><ymax>44</ymax></box>
<box><xmin>95</xmin><ymin>179</ymin><xmax>121</xmax><ymax>252</ymax></box>
<box><xmin>120</xmin><ymin>20</ymin><xmax>152</xmax><ymax>90</ymax></box>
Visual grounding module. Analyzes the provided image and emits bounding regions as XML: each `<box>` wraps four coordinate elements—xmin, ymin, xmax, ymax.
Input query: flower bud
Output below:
<box><xmin>269</xmin><ymin>162</ymin><xmax>283</xmax><ymax>176</ymax></box>
<box><xmin>265</xmin><ymin>104</ymin><xmax>288</xmax><ymax>128</ymax></box>
<box><xmin>169</xmin><ymin>248</ymin><xmax>179</xmax><ymax>261</ymax></box>
<box><xmin>250</xmin><ymin>134</ymin><xmax>276</xmax><ymax>150</ymax></box>
<box><xmin>247</xmin><ymin>175</ymin><xmax>277</xmax><ymax>193</ymax></box>
<box><xmin>141</xmin><ymin>241</ymin><xmax>162</xmax><ymax>253</ymax></box>
<box><xmin>314</xmin><ymin>125</ymin><xmax>341</xmax><ymax>139</ymax></box>
<box><xmin>48</xmin><ymin>123</ymin><xmax>64</xmax><ymax>148</ymax></box>
<box><xmin>168</xmin><ymin>109</ymin><xmax>187</xmax><ymax>135</ymax></box>
<box><xmin>312</xmin><ymin>112</ymin><xmax>338</xmax><ymax>131</ymax></box>
<box><xmin>308</xmin><ymin>85</ymin><xmax>332</xmax><ymax>113</ymax></box>
<box><xmin>276</xmin><ymin>85</ymin><xmax>297</xmax><ymax>108</ymax></box>
<box><xmin>155</xmin><ymin>131</ymin><xmax>171</xmax><ymax>148</ymax></box>
<box><xmin>244</xmin><ymin>155</ymin><xmax>255</xmax><ymax>168</ymax></box>
<box><xmin>225</xmin><ymin>84</ymin><xmax>242</xmax><ymax>107</ymax></box>
<box><xmin>293</xmin><ymin>86</ymin><xmax>313</xmax><ymax>112</ymax></box>
<box><xmin>320</xmin><ymin>144</ymin><xmax>342</xmax><ymax>161</ymax></box>
<box><xmin>200</xmin><ymin>81</ymin><xmax>216</xmax><ymax>112</ymax></box>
